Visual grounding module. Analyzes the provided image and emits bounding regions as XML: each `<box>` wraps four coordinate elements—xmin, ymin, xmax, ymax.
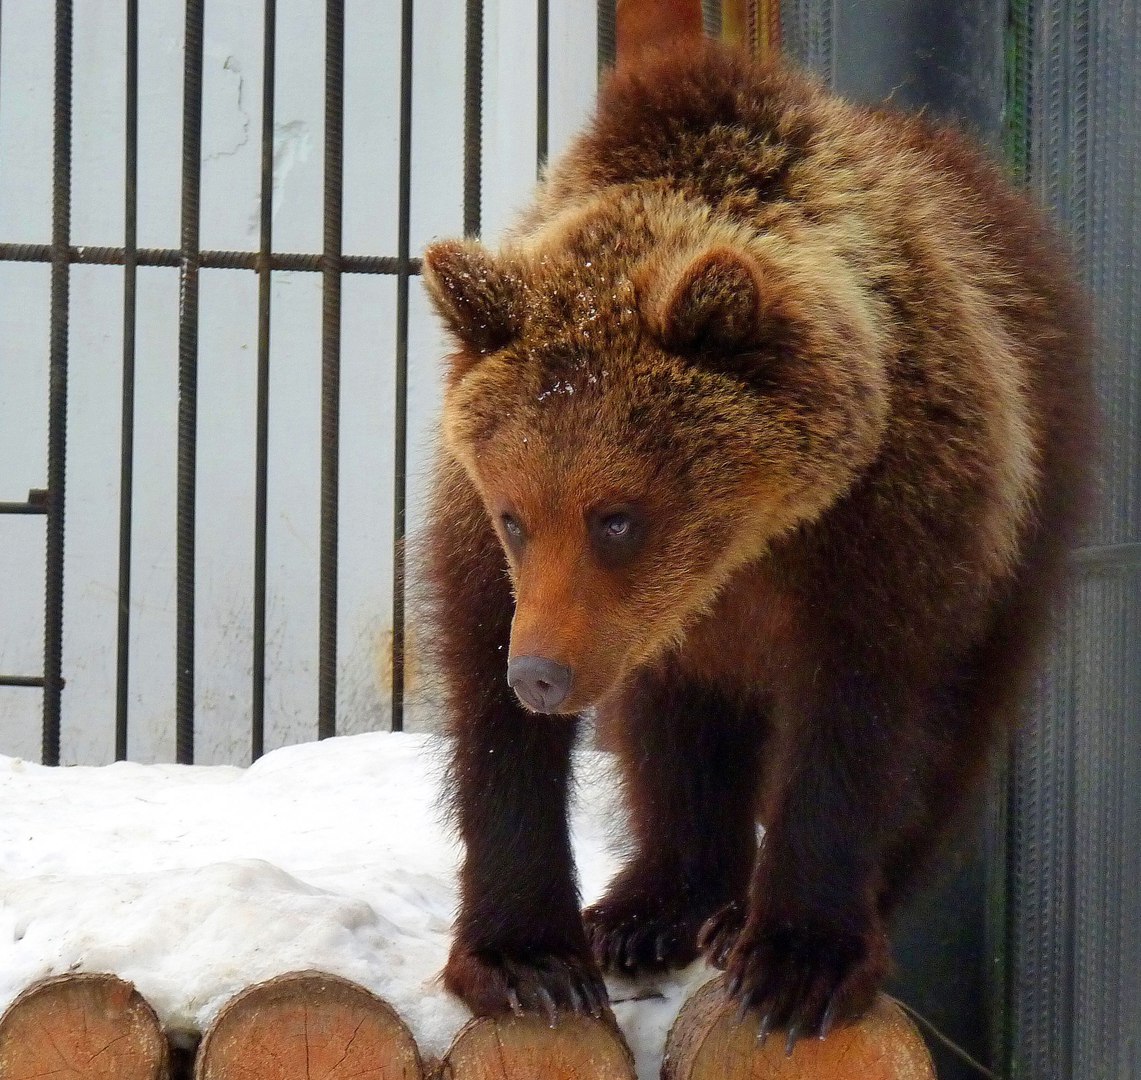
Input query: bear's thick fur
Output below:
<box><xmin>419</xmin><ymin>41</ymin><xmax>1096</xmax><ymax>1040</ymax></box>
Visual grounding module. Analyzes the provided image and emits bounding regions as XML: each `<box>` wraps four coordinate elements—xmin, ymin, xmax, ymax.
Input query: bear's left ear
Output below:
<box><xmin>421</xmin><ymin>239</ymin><xmax>523</xmax><ymax>353</ymax></box>
<box><xmin>649</xmin><ymin>245</ymin><xmax>788</xmax><ymax>355</ymax></box>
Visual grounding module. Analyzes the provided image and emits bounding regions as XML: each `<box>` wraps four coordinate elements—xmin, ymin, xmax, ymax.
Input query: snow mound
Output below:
<box><xmin>0</xmin><ymin>732</ymin><xmax>715</xmax><ymax>1075</ymax></box>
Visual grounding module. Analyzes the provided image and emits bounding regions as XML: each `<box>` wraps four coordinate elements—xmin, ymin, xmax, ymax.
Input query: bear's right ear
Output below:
<box><xmin>648</xmin><ymin>245</ymin><xmax>793</xmax><ymax>356</ymax></box>
<box><xmin>421</xmin><ymin>239</ymin><xmax>522</xmax><ymax>354</ymax></box>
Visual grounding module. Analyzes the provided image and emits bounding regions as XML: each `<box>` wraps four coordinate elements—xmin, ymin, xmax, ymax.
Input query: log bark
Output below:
<box><xmin>0</xmin><ymin>972</ymin><xmax>170</xmax><ymax>1079</ymax></box>
<box><xmin>662</xmin><ymin>978</ymin><xmax>935</xmax><ymax>1080</ymax></box>
<box><xmin>439</xmin><ymin>1014</ymin><xmax>636</xmax><ymax>1080</ymax></box>
<box><xmin>194</xmin><ymin>971</ymin><xmax>423</xmax><ymax>1080</ymax></box>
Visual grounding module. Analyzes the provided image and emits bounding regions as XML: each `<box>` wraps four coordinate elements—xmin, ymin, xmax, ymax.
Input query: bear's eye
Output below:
<box><xmin>589</xmin><ymin>506</ymin><xmax>645</xmax><ymax>564</ymax></box>
<box><xmin>500</xmin><ymin>513</ymin><xmax>524</xmax><ymax>544</ymax></box>
<box><xmin>602</xmin><ymin>514</ymin><xmax>631</xmax><ymax>538</ymax></box>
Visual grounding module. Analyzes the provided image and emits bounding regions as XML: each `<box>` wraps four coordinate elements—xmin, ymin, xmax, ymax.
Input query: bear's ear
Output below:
<box><xmin>651</xmin><ymin>246</ymin><xmax>787</xmax><ymax>355</ymax></box>
<box><xmin>421</xmin><ymin>239</ymin><xmax>522</xmax><ymax>353</ymax></box>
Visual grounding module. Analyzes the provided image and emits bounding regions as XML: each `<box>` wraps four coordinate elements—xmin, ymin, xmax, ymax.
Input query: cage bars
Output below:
<box><xmin>536</xmin><ymin>0</ymin><xmax>549</xmax><ymax>174</ymax></box>
<box><xmin>318</xmin><ymin>0</ymin><xmax>344</xmax><ymax>742</ymax></box>
<box><xmin>0</xmin><ymin>0</ymin><xmax>430</xmax><ymax>759</ymax></box>
<box><xmin>598</xmin><ymin>0</ymin><xmax>616</xmax><ymax>71</ymax></box>
<box><xmin>0</xmin><ymin>0</ymin><xmax>492</xmax><ymax>749</ymax></box>
<box><xmin>42</xmin><ymin>0</ymin><xmax>73</xmax><ymax>766</ymax></box>
<box><xmin>390</xmin><ymin>0</ymin><xmax>415</xmax><ymax>734</ymax></box>
<box><xmin>115</xmin><ymin>0</ymin><xmax>139</xmax><ymax>762</ymax></box>
<box><xmin>0</xmin><ymin>245</ymin><xmax>414</xmax><ymax>273</ymax></box>
<box><xmin>251</xmin><ymin>0</ymin><xmax>277</xmax><ymax>762</ymax></box>
<box><xmin>175</xmin><ymin>0</ymin><xmax>204</xmax><ymax>765</ymax></box>
<box><xmin>463</xmin><ymin>0</ymin><xmax>482</xmax><ymax>238</ymax></box>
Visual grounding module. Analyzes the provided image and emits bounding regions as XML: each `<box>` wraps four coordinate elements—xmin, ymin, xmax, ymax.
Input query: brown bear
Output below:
<box><xmin>419</xmin><ymin>40</ymin><xmax>1096</xmax><ymax>1044</ymax></box>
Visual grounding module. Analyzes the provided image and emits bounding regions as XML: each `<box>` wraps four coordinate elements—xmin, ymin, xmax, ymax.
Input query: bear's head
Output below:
<box><xmin>423</xmin><ymin>192</ymin><xmax>889</xmax><ymax>715</ymax></box>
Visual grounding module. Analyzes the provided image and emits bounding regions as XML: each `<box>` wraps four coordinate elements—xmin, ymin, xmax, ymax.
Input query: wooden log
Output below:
<box><xmin>616</xmin><ymin>0</ymin><xmax>703</xmax><ymax>68</ymax></box>
<box><xmin>662</xmin><ymin>978</ymin><xmax>935</xmax><ymax>1080</ymax></box>
<box><xmin>439</xmin><ymin>1014</ymin><xmax>636</xmax><ymax>1080</ymax></box>
<box><xmin>194</xmin><ymin>971</ymin><xmax>423</xmax><ymax>1080</ymax></box>
<box><xmin>0</xmin><ymin>972</ymin><xmax>170</xmax><ymax>1079</ymax></box>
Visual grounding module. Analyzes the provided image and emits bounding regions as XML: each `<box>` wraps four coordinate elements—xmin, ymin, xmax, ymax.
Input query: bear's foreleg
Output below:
<box><xmin>444</xmin><ymin>703</ymin><xmax>607</xmax><ymax>1020</ymax></box>
<box><xmin>429</xmin><ymin>474</ymin><xmax>607</xmax><ymax>1020</ymax></box>
<box><xmin>584</xmin><ymin>670</ymin><xmax>769</xmax><ymax>975</ymax></box>
<box><xmin>705</xmin><ymin>668</ymin><xmax>918</xmax><ymax>1044</ymax></box>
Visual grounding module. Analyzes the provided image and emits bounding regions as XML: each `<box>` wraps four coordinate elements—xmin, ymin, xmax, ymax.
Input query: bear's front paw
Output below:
<box><xmin>720</xmin><ymin>912</ymin><xmax>889</xmax><ymax>1048</ymax></box>
<box><xmin>444</xmin><ymin>944</ymin><xmax>609</xmax><ymax>1023</ymax></box>
<box><xmin>584</xmin><ymin>888</ymin><xmax>739</xmax><ymax>975</ymax></box>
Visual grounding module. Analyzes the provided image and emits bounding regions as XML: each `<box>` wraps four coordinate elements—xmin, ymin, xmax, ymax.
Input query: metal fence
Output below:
<box><xmin>0</xmin><ymin>0</ymin><xmax>596</xmax><ymax>766</ymax></box>
<box><xmin>779</xmin><ymin>4</ymin><xmax>1140</xmax><ymax>1078</ymax></box>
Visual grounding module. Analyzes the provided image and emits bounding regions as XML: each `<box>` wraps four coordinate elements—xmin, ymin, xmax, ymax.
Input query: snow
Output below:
<box><xmin>0</xmin><ymin>732</ymin><xmax>714</xmax><ymax>1076</ymax></box>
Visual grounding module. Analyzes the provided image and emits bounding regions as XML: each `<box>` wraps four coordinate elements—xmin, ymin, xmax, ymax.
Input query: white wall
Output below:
<box><xmin>0</xmin><ymin>0</ymin><xmax>598</xmax><ymax>765</ymax></box>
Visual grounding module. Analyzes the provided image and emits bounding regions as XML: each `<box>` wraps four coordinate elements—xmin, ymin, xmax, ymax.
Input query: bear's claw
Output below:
<box><xmin>584</xmin><ymin>891</ymin><xmax>730</xmax><ymax>975</ymax></box>
<box><xmin>711</xmin><ymin>913</ymin><xmax>888</xmax><ymax>1048</ymax></box>
<box><xmin>444</xmin><ymin>946</ymin><xmax>609</xmax><ymax>1022</ymax></box>
<box><xmin>697</xmin><ymin>898</ymin><xmax>748</xmax><ymax>969</ymax></box>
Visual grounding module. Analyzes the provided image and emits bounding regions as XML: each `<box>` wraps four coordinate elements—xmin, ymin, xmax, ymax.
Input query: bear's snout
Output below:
<box><xmin>506</xmin><ymin>655</ymin><xmax>573</xmax><ymax>713</ymax></box>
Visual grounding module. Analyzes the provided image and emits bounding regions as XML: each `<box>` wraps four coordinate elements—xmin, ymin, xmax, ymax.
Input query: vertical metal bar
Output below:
<box><xmin>701</xmin><ymin>0</ymin><xmax>722</xmax><ymax>38</ymax></box>
<box><xmin>115</xmin><ymin>0</ymin><xmax>139</xmax><ymax>762</ymax></box>
<box><xmin>252</xmin><ymin>0</ymin><xmax>276</xmax><ymax>761</ymax></box>
<box><xmin>536</xmin><ymin>0</ymin><xmax>549</xmax><ymax>175</ymax></box>
<box><xmin>598</xmin><ymin>0</ymin><xmax>617</xmax><ymax>73</ymax></box>
<box><xmin>1005</xmin><ymin>0</ymin><xmax>1033</xmax><ymax>182</ymax></box>
<box><xmin>43</xmin><ymin>0</ymin><xmax>73</xmax><ymax>766</ymax></box>
<box><xmin>176</xmin><ymin>0</ymin><xmax>205</xmax><ymax>764</ymax></box>
<box><xmin>318</xmin><ymin>0</ymin><xmax>344</xmax><ymax>740</ymax></box>
<box><xmin>391</xmin><ymin>0</ymin><xmax>413</xmax><ymax>733</ymax></box>
<box><xmin>463</xmin><ymin>0</ymin><xmax>482</xmax><ymax>237</ymax></box>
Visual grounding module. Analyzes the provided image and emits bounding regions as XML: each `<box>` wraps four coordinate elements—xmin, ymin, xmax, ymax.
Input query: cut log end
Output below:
<box><xmin>440</xmin><ymin>1013</ymin><xmax>636</xmax><ymax>1080</ymax></box>
<box><xmin>0</xmin><ymin>972</ymin><xmax>170</xmax><ymax>1080</ymax></box>
<box><xmin>663</xmin><ymin>978</ymin><xmax>936</xmax><ymax>1080</ymax></box>
<box><xmin>194</xmin><ymin>970</ymin><xmax>423</xmax><ymax>1080</ymax></box>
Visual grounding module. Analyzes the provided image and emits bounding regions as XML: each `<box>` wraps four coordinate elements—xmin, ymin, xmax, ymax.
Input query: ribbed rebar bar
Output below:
<box><xmin>597</xmin><ymin>0</ymin><xmax>616</xmax><ymax>72</ymax></box>
<box><xmin>391</xmin><ymin>0</ymin><xmax>414</xmax><ymax>733</ymax></box>
<box><xmin>318</xmin><ymin>0</ymin><xmax>345</xmax><ymax>741</ymax></box>
<box><xmin>43</xmin><ymin>0</ymin><xmax>73</xmax><ymax>767</ymax></box>
<box><xmin>176</xmin><ymin>0</ymin><xmax>205</xmax><ymax>764</ymax></box>
<box><xmin>536</xmin><ymin>0</ymin><xmax>548</xmax><ymax>174</ymax></box>
<box><xmin>114</xmin><ymin>0</ymin><xmax>139</xmax><ymax>762</ymax></box>
<box><xmin>0</xmin><ymin>243</ymin><xmax>416</xmax><ymax>273</ymax></box>
<box><xmin>463</xmin><ymin>0</ymin><xmax>482</xmax><ymax>237</ymax></box>
<box><xmin>252</xmin><ymin>0</ymin><xmax>277</xmax><ymax>761</ymax></box>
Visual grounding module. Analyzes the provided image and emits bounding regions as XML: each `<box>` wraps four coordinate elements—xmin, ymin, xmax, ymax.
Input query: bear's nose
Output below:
<box><xmin>507</xmin><ymin>656</ymin><xmax>573</xmax><ymax>712</ymax></box>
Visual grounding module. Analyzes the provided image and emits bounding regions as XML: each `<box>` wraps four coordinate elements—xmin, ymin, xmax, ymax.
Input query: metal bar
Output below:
<box><xmin>252</xmin><ymin>0</ymin><xmax>277</xmax><ymax>761</ymax></box>
<box><xmin>536</xmin><ymin>0</ymin><xmax>549</xmax><ymax>174</ymax></box>
<box><xmin>391</xmin><ymin>0</ymin><xmax>414</xmax><ymax>734</ymax></box>
<box><xmin>463</xmin><ymin>0</ymin><xmax>482</xmax><ymax>237</ymax></box>
<box><xmin>176</xmin><ymin>0</ymin><xmax>205</xmax><ymax>765</ymax></box>
<box><xmin>701</xmin><ymin>0</ymin><xmax>722</xmax><ymax>38</ymax></box>
<box><xmin>0</xmin><ymin>243</ymin><xmax>418</xmax><ymax>274</ymax></box>
<box><xmin>1071</xmin><ymin>541</ymin><xmax>1141</xmax><ymax>570</ymax></box>
<box><xmin>1005</xmin><ymin>0</ymin><xmax>1033</xmax><ymax>182</ymax></box>
<box><xmin>43</xmin><ymin>0</ymin><xmax>73</xmax><ymax>767</ymax></box>
<box><xmin>0</xmin><ymin>504</ymin><xmax>49</xmax><ymax>515</ymax></box>
<box><xmin>598</xmin><ymin>0</ymin><xmax>616</xmax><ymax>72</ymax></box>
<box><xmin>115</xmin><ymin>0</ymin><xmax>139</xmax><ymax>762</ymax></box>
<box><xmin>0</xmin><ymin>490</ymin><xmax>50</xmax><ymax>515</ymax></box>
<box><xmin>318</xmin><ymin>0</ymin><xmax>344</xmax><ymax>741</ymax></box>
<box><xmin>0</xmin><ymin>676</ymin><xmax>47</xmax><ymax>689</ymax></box>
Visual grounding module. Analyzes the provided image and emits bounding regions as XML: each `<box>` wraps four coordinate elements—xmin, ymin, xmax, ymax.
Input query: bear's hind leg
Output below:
<box><xmin>583</xmin><ymin>671</ymin><xmax>769</xmax><ymax>975</ymax></box>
